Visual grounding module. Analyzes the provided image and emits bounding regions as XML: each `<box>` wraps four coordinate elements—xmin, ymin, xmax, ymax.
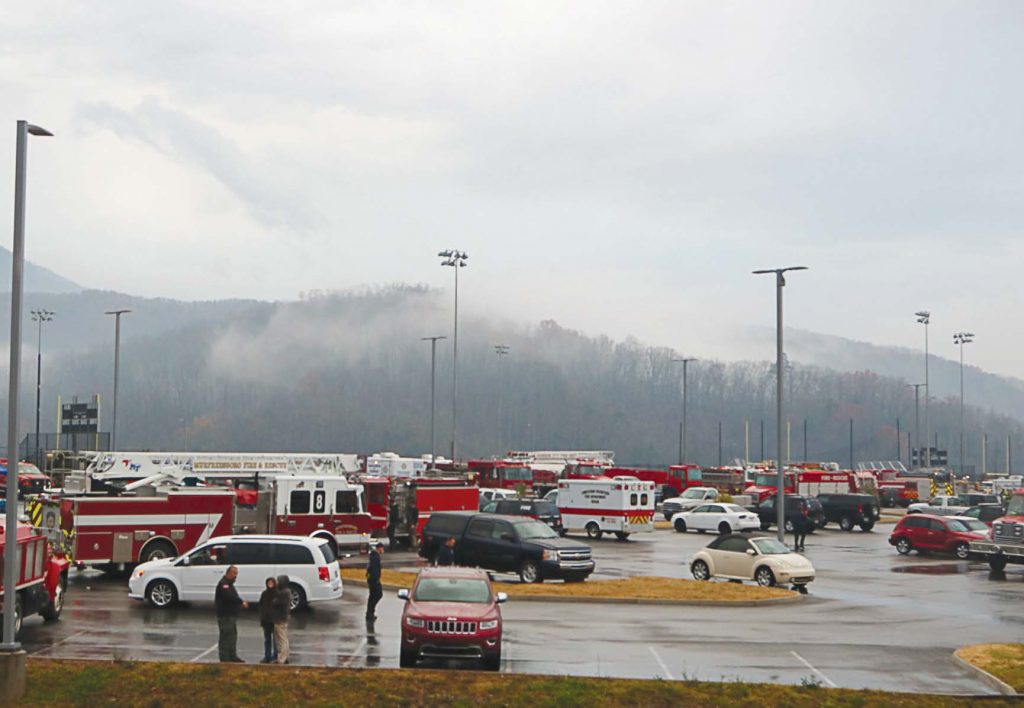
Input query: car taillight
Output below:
<box><xmin>318</xmin><ymin>566</ymin><xmax>330</xmax><ymax>582</ymax></box>
<box><xmin>857</xmin><ymin>505</ymin><xmax>863</xmax><ymax>514</ymax></box>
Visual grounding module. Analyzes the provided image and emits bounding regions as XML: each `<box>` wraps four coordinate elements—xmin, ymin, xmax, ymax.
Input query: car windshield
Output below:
<box><xmin>532</xmin><ymin>501</ymin><xmax>558</xmax><ymax>516</ymax></box>
<box><xmin>682</xmin><ymin>489</ymin><xmax>707</xmax><ymax>499</ymax></box>
<box><xmin>414</xmin><ymin>577</ymin><xmax>491</xmax><ymax>603</ymax></box>
<box><xmin>1007</xmin><ymin>496</ymin><xmax>1024</xmax><ymax>515</ymax></box>
<box><xmin>750</xmin><ymin>538</ymin><xmax>791</xmax><ymax>555</ymax></box>
<box><xmin>502</xmin><ymin>467</ymin><xmax>532</xmax><ymax>481</ymax></box>
<box><xmin>959</xmin><ymin>519</ymin><xmax>988</xmax><ymax>532</ymax></box>
<box><xmin>755</xmin><ymin>474</ymin><xmax>777</xmax><ymax>486</ymax></box>
<box><xmin>723</xmin><ymin>504</ymin><xmax>747</xmax><ymax>514</ymax></box>
<box><xmin>515</xmin><ymin>520</ymin><xmax>558</xmax><ymax>539</ymax></box>
<box><xmin>946</xmin><ymin>520</ymin><xmax>970</xmax><ymax>532</ymax></box>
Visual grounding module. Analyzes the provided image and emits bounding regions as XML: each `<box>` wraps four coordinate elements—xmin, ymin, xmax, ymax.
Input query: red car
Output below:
<box><xmin>889</xmin><ymin>513</ymin><xmax>988</xmax><ymax>559</ymax></box>
<box><xmin>398</xmin><ymin>566</ymin><xmax>506</xmax><ymax>670</ymax></box>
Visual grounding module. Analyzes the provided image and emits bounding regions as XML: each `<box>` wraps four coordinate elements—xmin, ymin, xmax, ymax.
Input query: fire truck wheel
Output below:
<box><xmin>140</xmin><ymin>540</ymin><xmax>177</xmax><ymax>564</ymax></box>
<box><xmin>954</xmin><ymin>542</ymin><xmax>970</xmax><ymax>560</ymax></box>
<box><xmin>754</xmin><ymin>566</ymin><xmax>776</xmax><ymax>587</ymax></box>
<box><xmin>519</xmin><ymin>560</ymin><xmax>542</xmax><ymax>584</ymax></box>
<box><xmin>287</xmin><ymin>583</ymin><xmax>308</xmax><ymax>611</ymax></box>
<box><xmin>585</xmin><ymin>523</ymin><xmax>603</xmax><ymax>540</ymax></box>
<box><xmin>41</xmin><ymin>575</ymin><xmax>67</xmax><ymax>621</ymax></box>
<box><xmin>839</xmin><ymin>516</ymin><xmax>854</xmax><ymax>532</ymax></box>
<box><xmin>895</xmin><ymin>537</ymin><xmax>912</xmax><ymax>555</ymax></box>
<box><xmin>674</xmin><ymin>519</ymin><xmax>687</xmax><ymax>533</ymax></box>
<box><xmin>989</xmin><ymin>556</ymin><xmax>1007</xmax><ymax>572</ymax></box>
<box><xmin>691</xmin><ymin>560</ymin><xmax>710</xmax><ymax>581</ymax></box>
<box><xmin>717</xmin><ymin>522</ymin><xmax>732</xmax><ymax>535</ymax></box>
<box><xmin>145</xmin><ymin>579</ymin><xmax>179</xmax><ymax>608</ymax></box>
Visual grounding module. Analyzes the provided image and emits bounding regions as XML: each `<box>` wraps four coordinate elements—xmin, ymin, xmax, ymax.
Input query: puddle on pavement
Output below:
<box><xmin>891</xmin><ymin>563</ymin><xmax>968</xmax><ymax>575</ymax></box>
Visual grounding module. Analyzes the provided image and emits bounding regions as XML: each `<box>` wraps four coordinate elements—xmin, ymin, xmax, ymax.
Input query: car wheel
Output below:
<box><xmin>784</xmin><ymin>519</ymin><xmax>794</xmax><ymax>533</ymax></box>
<box><xmin>519</xmin><ymin>560</ymin><xmax>542</xmax><ymax>584</ymax></box>
<box><xmin>41</xmin><ymin>574</ymin><xmax>67</xmax><ymax>621</ymax></box>
<box><xmin>585</xmin><ymin>522</ymin><xmax>603</xmax><ymax>540</ymax></box>
<box><xmin>287</xmin><ymin>583</ymin><xmax>307</xmax><ymax>611</ymax></box>
<box><xmin>839</xmin><ymin>515</ymin><xmax>854</xmax><ymax>532</ymax></box>
<box><xmin>860</xmin><ymin>521</ymin><xmax>875</xmax><ymax>532</ymax></box>
<box><xmin>755</xmin><ymin>566</ymin><xmax>776</xmax><ymax>587</ymax></box>
<box><xmin>895</xmin><ymin>537</ymin><xmax>912</xmax><ymax>554</ymax></box>
<box><xmin>691</xmin><ymin>560</ymin><xmax>710</xmax><ymax>581</ymax></box>
<box><xmin>664</xmin><ymin>513</ymin><xmax>672</xmax><ymax>522</ymax></box>
<box><xmin>954</xmin><ymin>542</ymin><xmax>970</xmax><ymax>560</ymax></box>
<box><xmin>989</xmin><ymin>556</ymin><xmax>1007</xmax><ymax>572</ymax></box>
<box><xmin>139</xmin><ymin>539</ymin><xmax>177</xmax><ymax>564</ymax></box>
<box><xmin>145</xmin><ymin>579</ymin><xmax>179</xmax><ymax>609</ymax></box>
<box><xmin>795</xmin><ymin>584</ymin><xmax>809</xmax><ymax>595</ymax></box>
<box><xmin>674</xmin><ymin>519</ymin><xmax>687</xmax><ymax>533</ymax></box>
<box><xmin>760</xmin><ymin>520</ymin><xmax>771</xmax><ymax>531</ymax></box>
<box><xmin>399</xmin><ymin>648</ymin><xmax>417</xmax><ymax>668</ymax></box>
<box><xmin>718</xmin><ymin>521</ymin><xmax>732</xmax><ymax>535</ymax></box>
<box><xmin>482</xmin><ymin>651</ymin><xmax>501</xmax><ymax>671</ymax></box>
<box><xmin>558</xmin><ymin>528</ymin><xmax>568</xmax><ymax>537</ymax></box>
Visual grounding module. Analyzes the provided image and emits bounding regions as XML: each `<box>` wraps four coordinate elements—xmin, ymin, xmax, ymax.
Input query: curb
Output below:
<box><xmin>342</xmin><ymin>577</ymin><xmax>803</xmax><ymax>607</ymax></box>
<box><xmin>953</xmin><ymin>650</ymin><xmax>1019</xmax><ymax>696</ymax></box>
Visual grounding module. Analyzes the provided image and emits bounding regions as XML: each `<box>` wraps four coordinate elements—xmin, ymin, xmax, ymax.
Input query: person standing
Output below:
<box><xmin>436</xmin><ymin>537</ymin><xmax>456</xmax><ymax>566</ymax></box>
<box><xmin>258</xmin><ymin>577</ymin><xmax>278</xmax><ymax>664</ymax></box>
<box><xmin>792</xmin><ymin>510</ymin><xmax>809</xmax><ymax>552</ymax></box>
<box><xmin>273</xmin><ymin>574</ymin><xmax>292</xmax><ymax>664</ymax></box>
<box><xmin>215</xmin><ymin>565</ymin><xmax>248</xmax><ymax>662</ymax></box>
<box><xmin>366</xmin><ymin>542</ymin><xmax>384</xmax><ymax>623</ymax></box>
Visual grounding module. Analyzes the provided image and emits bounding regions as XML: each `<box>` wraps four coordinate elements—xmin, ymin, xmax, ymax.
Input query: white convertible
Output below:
<box><xmin>690</xmin><ymin>534</ymin><xmax>815</xmax><ymax>591</ymax></box>
<box><xmin>671</xmin><ymin>503</ymin><xmax>760</xmax><ymax>535</ymax></box>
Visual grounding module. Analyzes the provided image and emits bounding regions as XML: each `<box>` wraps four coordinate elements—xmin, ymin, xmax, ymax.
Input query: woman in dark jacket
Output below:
<box><xmin>258</xmin><ymin>577</ymin><xmax>278</xmax><ymax>663</ymax></box>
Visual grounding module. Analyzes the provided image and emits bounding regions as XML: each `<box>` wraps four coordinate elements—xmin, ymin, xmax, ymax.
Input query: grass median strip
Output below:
<box><xmin>22</xmin><ymin>658</ymin><xmax>1021</xmax><ymax>707</ymax></box>
<box><xmin>957</xmin><ymin>643</ymin><xmax>1024</xmax><ymax>692</ymax></box>
<box><xmin>342</xmin><ymin>568</ymin><xmax>794</xmax><ymax>602</ymax></box>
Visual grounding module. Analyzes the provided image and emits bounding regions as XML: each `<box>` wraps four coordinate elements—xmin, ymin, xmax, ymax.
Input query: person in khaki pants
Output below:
<box><xmin>272</xmin><ymin>574</ymin><xmax>292</xmax><ymax>664</ymax></box>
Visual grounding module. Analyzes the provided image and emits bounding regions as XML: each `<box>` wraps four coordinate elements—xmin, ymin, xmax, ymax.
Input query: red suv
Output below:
<box><xmin>889</xmin><ymin>513</ymin><xmax>988</xmax><ymax>559</ymax></box>
<box><xmin>398</xmin><ymin>566</ymin><xmax>506</xmax><ymax>670</ymax></box>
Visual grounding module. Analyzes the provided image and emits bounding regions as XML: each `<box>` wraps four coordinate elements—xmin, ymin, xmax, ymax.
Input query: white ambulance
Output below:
<box><xmin>557</xmin><ymin>477</ymin><xmax>655</xmax><ymax>540</ymax></box>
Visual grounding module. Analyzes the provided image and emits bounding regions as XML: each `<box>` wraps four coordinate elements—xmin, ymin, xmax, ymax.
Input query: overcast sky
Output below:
<box><xmin>1</xmin><ymin>1</ymin><xmax>1023</xmax><ymax>377</ymax></box>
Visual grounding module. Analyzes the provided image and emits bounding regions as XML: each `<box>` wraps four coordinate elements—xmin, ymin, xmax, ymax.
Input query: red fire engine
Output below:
<box><xmin>744</xmin><ymin>468</ymin><xmax>856</xmax><ymax>502</ymax></box>
<box><xmin>362</xmin><ymin>476</ymin><xmax>478</xmax><ymax>548</ymax></box>
<box><xmin>1</xmin><ymin>522</ymin><xmax>69</xmax><ymax>639</ymax></box>
<box><xmin>468</xmin><ymin>459</ymin><xmax>535</xmax><ymax>493</ymax></box>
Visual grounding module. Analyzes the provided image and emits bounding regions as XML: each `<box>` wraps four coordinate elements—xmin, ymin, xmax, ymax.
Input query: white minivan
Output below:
<box><xmin>128</xmin><ymin>535</ymin><xmax>343</xmax><ymax>610</ymax></box>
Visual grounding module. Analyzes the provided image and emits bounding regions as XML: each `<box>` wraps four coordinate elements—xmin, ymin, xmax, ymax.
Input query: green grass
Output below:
<box><xmin>958</xmin><ymin>644</ymin><xmax>1024</xmax><ymax>691</ymax></box>
<box><xmin>22</xmin><ymin>659</ymin><xmax>1020</xmax><ymax>707</ymax></box>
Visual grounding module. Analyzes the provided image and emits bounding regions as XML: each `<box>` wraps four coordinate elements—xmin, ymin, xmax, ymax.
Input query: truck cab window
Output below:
<box><xmin>290</xmin><ymin>490</ymin><xmax>311</xmax><ymax>514</ymax></box>
<box><xmin>335</xmin><ymin>490</ymin><xmax>359</xmax><ymax>513</ymax></box>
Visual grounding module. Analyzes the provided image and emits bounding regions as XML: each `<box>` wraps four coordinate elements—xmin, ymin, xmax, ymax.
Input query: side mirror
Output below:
<box><xmin>180</xmin><ymin>555</ymin><xmax>191</xmax><ymax>566</ymax></box>
<box><xmin>397</xmin><ymin>589</ymin><xmax>409</xmax><ymax>601</ymax></box>
<box><xmin>495</xmin><ymin>592</ymin><xmax>508</xmax><ymax>604</ymax></box>
<box><xmin>746</xmin><ymin>549</ymin><xmax>756</xmax><ymax>556</ymax></box>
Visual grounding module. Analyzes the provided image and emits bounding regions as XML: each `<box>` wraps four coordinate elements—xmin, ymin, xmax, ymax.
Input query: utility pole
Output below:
<box><xmin>915</xmin><ymin>311</ymin><xmax>931</xmax><ymax>467</ymax></box>
<box><xmin>422</xmin><ymin>336</ymin><xmax>446</xmax><ymax>468</ymax></box>
<box><xmin>672</xmin><ymin>357</ymin><xmax>697</xmax><ymax>464</ymax></box>
<box><xmin>439</xmin><ymin>250</ymin><xmax>468</xmax><ymax>461</ymax></box>
<box><xmin>30</xmin><ymin>309</ymin><xmax>54</xmax><ymax>467</ymax></box>
<box><xmin>906</xmin><ymin>383</ymin><xmax>924</xmax><ymax>468</ymax></box>
<box><xmin>954</xmin><ymin>332</ymin><xmax>974</xmax><ymax>476</ymax></box>
<box><xmin>105</xmin><ymin>309</ymin><xmax>131</xmax><ymax>451</ymax></box>
<box><xmin>494</xmin><ymin>344</ymin><xmax>509</xmax><ymax>453</ymax></box>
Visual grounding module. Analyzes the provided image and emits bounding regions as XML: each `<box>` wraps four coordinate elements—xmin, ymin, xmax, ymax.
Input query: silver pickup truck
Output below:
<box><xmin>907</xmin><ymin>495</ymin><xmax>970</xmax><ymax>516</ymax></box>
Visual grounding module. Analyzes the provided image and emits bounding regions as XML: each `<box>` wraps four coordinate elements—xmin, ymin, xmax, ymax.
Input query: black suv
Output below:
<box><xmin>419</xmin><ymin>512</ymin><xmax>594</xmax><ymax>583</ymax></box>
<box><xmin>959</xmin><ymin>504</ymin><xmax>1005</xmax><ymax>525</ymax></box>
<box><xmin>961</xmin><ymin>493</ymin><xmax>1002</xmax><ymax>508</ymax></box>
<box><xmin>816</xmin><ymin>493</ymin><xmax>880</xmax><ymax>531</ymax></box>
<box><xmin>479</xmin><ymin>498</ymin><xmax>563</xmax><ymax>533</ymax></box>
<box><xmin>749</xmin><ymin>495</ymin><xmax>825</xmax><ymax>532</ymax></box>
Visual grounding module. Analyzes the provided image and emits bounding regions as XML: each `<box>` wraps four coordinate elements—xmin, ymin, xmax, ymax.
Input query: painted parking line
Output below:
<box><xmin>343</xmin><ymin>638</ymin><xmax>367</xmax><ymax>668</ymax></box>
<box><xmin>648</xmin><ymin>647</ymin><xmax>674</xmax><ymax>680</ymax></box>
<box><xmin>791</xmin><ymin>650</ymin><xmax>837</xmax><ymax>688</ymax></box>
<box><xmin>191</xmin><ymin>642</ymin><xmax>220</xmax><ymax>663</ymax></box>
<box><xmin>30</xmin><ymin>630</ymin><xmax>89</xmax><ymax>656</ymax></box>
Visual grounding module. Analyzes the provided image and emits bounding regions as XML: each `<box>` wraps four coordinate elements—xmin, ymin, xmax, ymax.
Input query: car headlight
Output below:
<box><xmin>542</xmin><ymin>549</ymin><xmax>560</xmax><ymax>561</ymax></box>
<box><xmin>479</xmin><ymin>619</ymin><xmax>499</xmax><ymax>630</ymax></box>
<box><xmin>406</xmin><ymin>616</ymin><xmax>425</xmax><ymax>628</ymax></box>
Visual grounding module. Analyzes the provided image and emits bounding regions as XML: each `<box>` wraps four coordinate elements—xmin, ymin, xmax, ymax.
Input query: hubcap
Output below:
<box><xmin>289</xmin><ymin>589</ymin><xmax>301</xmax><ymax>610</ymax></box>
<box><xmin>757</xmin><ymin>570</ymin><xmax>772</xmax><ymax>586</ymax></box>
<box><xmin>53</xmin><ymin>583</ymin><xmax>65</xmax><ymax>613</ymax></box>
<box><xmin>522</xmin><ymin>564</ymin><xmax>537</xmax><ymax>582</ymax></box>
<box><xmin>693</xmin><ymin>563</ymin><xmax>708</xmax><ymax>579</ymax></box>
<box><xmin>152</xmin><ymin>583</ymin><xmax>174</xmax><ymax>606</ymax></box>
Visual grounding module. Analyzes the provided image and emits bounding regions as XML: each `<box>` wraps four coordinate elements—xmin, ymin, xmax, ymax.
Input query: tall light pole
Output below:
<box><xmin>439</xmin><ymin>250</ymin><xmax>468</xmax><ymax>461</ymax></box>
<box><xmin>4</xmin><ymin>120</ymin><xmax>52</xmax><ymax>677</ymax></box>
<box><xmin>422</xmin><ymin>336</ymin><xmax>446</xmax><ymax>469</ymax></box>
<box><xmin>105</xmin><ymin>309</ymin><xmax>131</xmax><ymax>451</ymax></box>
<box><xmin>30</xmin><ymin>309</ymin><xmax>54</xmax><ymax>468</ymax></box>
<box><xmin>954</xmin><ymin>332</ymin><xmax>974</xmax><ymax>476</ymax></box>
<box><xmin>915</xmin><ymin>311</ymin><xmax>931</xmax><ymax>467</ymax></box>
<box><xmin>906</xmin><ymin>383</ymin><xmax>924</xmax><ymax>468</ymax></box>
<box><xmin>494</xmin><ymin>344</ymin><xmax>509</xmax><ymax>453</ymax></box>
<box><xmin>754</xmin><ymin>265</ymin><xmax>807</xmax><ymax>543</ymax></box>
<box><xmin>672</xmin><ymin>357</ymin><xmax>697</xmax><ymax>464</ymax></box>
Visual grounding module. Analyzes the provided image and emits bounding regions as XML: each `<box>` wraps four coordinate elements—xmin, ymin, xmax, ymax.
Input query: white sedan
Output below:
<box><xmin>671</xmin><ymin>503</ymin><xmax>760</xmax><ymax>535</ymax></box>
<box><xmin>690</xmin><ymin>534</ymin><xmax>815</xmax><ymax>591</ymax></box>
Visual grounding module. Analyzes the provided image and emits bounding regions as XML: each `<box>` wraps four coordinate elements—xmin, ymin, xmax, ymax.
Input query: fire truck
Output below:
<box><xmin>468</xmin><ymin>459</ymin><xmax>535</xmax><ymax>493</ymax></box>
<box><xmin>32</xmin><ymin>454</ymin><xmax>374</xmax><ymax>567</ymax></box>
<box><xmin>365</xmin><ymin>452</ymin><xmax>432</xmax><ymax>478</ymax></box>
<box><xmin>744</xmin><ymin>468</ymin><xmax>856</xmax><ymax>503</ymax></box>
<box><xmin>1</xmin><ymin>522</ymin><xmax>69</xmax><ymax>640</ymax></box>
<box><xmin>506</xmin><ymin>451</ymin><xmax>615</xmax><ymax>495</ymax></box>
<box><xmin>362</xmin><ymin>476</ymin><xmax>478</xmax><ymax>548</ymax></box>
<box><xmin>970</xmin><ymin>489</ymin><xmax>1024</xmax><ymax>570</ymax></box>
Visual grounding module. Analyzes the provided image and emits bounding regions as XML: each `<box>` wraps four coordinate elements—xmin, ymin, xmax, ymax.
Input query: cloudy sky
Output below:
<box><xmin>1</xmin><ymin>1</ymin><xmax>1022</xmax><ymax>377</ymax></box>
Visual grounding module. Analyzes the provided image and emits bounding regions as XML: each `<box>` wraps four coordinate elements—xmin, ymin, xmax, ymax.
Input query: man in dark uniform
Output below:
<box><xmin>215</xmin><ymin>565</ymin><xmax>248</xmax><ymax>662</ymax></box>
<box><xmin>365</xmin><ymin>542</ymin><xmax>384</xmax><ymax>623</ymax></box>
<box><xmin>436</xmin><ymin>537</ymin><xmax>456</xmax><ymax>566</ymax></box>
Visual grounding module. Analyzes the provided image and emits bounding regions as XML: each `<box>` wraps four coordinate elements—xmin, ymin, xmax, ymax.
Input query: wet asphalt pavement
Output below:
<box><xmin>19</xmin><ymin>522</ymin><xmax>1023</xmax><ymax>694</ymax></box>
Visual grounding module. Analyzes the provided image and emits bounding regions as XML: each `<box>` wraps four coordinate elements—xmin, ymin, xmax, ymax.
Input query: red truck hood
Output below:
<box><xmin>407</xmin><ymin>601</ymin><xmax>499</xmax><ymax>620</ymax></box>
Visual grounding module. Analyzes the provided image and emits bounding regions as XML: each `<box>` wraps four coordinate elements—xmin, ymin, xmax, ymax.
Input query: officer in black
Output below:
<box><xmin>365</xmin><ymin>542</ymin><xmax>384</xmax><ymax>623</ymax></box>
<box><xmin>215</xmin><ymin>564</ymin><xmax>248</xmax><ymax>662</ymax></box>
<box><xmin>436</xmin><ymin>537</ymin><xmax>456</xmax><ymax>566</ymax></box>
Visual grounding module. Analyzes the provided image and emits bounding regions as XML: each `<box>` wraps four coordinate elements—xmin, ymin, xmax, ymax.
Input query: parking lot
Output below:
<box><xmin>20</xmin><ymin>524</ymin><xmax>1023</xmax><ymax>694</ymax></box>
